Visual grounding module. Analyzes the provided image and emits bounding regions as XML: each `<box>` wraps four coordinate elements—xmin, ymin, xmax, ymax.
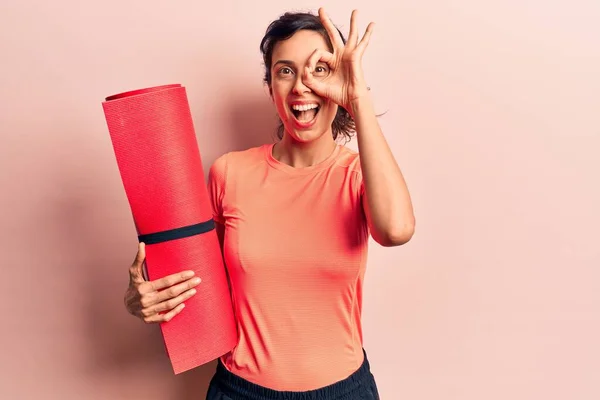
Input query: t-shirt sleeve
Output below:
<box><xmin>207</xmin><ymin>154</ymin><xmax>228</xmax><ymax>224</ymax></box>
<box><xmin>351</xmin><ymin>155</ymin><xmax>366</xmax><ymax>201</ymax></box>
<box><xmin>351</xmin><ymin>157</ymin><xmax>369</xmax><ymax>236</ymax></box>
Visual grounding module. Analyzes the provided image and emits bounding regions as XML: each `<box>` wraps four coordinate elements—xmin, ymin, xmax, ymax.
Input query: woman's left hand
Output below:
<box><xmin>304</xmin><ymin>8</ymin><xmax>375</xmax><ymax>114</ymax></box>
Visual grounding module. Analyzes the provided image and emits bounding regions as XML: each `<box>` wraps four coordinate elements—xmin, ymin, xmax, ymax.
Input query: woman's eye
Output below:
<box><xmin>279</xmin><ymin>67</ymin><xmax>293</xmax><ymax>75</ymax></box>
<box><xmin>314</xmin><ymin>65</ymin><xmax>328</xmax><ymax>76</ymax></box>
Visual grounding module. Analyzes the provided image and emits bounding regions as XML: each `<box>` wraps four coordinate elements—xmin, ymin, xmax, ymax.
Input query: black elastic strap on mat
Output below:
<box><xmin>138</xmin><ymin>219</ymin><xmax>215</xmax><ymax>245</ymax></box>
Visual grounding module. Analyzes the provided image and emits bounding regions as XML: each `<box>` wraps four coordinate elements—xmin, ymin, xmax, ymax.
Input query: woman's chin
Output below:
<box><xmin>288</xmin><ymin>128</ymin><xmax>329</xmax><ymax>144</ymax></box>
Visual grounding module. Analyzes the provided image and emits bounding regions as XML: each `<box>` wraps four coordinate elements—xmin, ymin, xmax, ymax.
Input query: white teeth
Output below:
<box><xmin>291</xmin><ymin>104</ymin><xmax>318</xmax><ymax>111</ymax></box>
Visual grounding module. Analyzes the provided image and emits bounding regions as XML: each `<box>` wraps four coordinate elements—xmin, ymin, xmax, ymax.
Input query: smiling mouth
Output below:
<box><xmin>291</xmin><ymin>104</ymin><xmax>320</xmax><ymax>123</ymax></box>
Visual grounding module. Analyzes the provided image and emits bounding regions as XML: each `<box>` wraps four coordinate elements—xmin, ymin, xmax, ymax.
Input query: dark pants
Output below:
<box><xmin>206</xmin><ymin>351</ymin><xmax>380</xmax><ymax>400</ymax></box>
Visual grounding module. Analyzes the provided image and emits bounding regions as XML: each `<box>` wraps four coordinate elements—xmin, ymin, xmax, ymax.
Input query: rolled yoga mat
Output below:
<box><xmin>102</xmin><ymin>84</ymin><xmax>237</xmax><ymax>374</ymax></box>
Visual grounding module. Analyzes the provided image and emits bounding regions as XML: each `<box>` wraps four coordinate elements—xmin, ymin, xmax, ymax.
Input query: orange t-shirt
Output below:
<box><xmin>207</xmin><ymin>143</ymin><xmax>369</xmax><ymax>391</ymax></box>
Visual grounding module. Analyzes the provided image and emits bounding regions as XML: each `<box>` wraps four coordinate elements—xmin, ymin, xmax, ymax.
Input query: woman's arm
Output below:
<box><xmin>351</xmin><ymin>97</ymin><xmax>415</xmax><ymax>247</ymax></box>
<box><xmin>302</xmin><ymin>9</ymin><xmax>415</xmax><ymax>247</ymax></box>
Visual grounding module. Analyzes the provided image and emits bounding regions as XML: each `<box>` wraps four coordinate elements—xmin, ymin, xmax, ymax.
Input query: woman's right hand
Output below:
<box><xmin>124</xmin><ymin>242</ymin><xmax>202</xmax><ymax>323</ymax></box>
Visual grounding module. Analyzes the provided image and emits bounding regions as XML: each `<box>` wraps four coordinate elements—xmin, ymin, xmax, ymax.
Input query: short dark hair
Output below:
<box><xmin>259</xmin><ymin>11</ymin><xmax>355</xmax><ymax>143</ymax></box>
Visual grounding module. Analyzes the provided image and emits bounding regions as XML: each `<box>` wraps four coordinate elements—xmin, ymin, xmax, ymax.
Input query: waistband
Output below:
<box><xmin>212</xmin><ymin>350</ymin><xmax>374</xmax><ymax>400</ymax></box>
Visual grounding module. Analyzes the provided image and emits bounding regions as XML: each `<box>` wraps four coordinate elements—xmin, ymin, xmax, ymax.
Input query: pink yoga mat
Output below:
<box><xmin>102</xmin><ymin>84</ymin><xmax>237</xmax><ymax>374</ymax></box>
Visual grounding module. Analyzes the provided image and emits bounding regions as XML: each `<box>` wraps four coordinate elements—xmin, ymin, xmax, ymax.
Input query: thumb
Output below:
<box><xmin>303</xmin><ymin>67</ymin><xmax>329</xmax><ymax>97</ymax></box>
<box><xmin>130</xmin><ymin>242</ymin><xmax>146</xmax><ymax>282</ymax></box>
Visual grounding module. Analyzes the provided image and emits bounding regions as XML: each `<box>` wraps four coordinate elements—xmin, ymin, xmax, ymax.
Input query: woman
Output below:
<box><xmin>125</xmin><ymin>8</ymin><xmax>415</xmax><ymax>400</ymax></box>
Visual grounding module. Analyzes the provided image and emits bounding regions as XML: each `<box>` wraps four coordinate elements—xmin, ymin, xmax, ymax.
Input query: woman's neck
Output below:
<box><xmin>273</xmin><ymin>133</ymin><xmax>338</xmax><ymax>168</ymax></box>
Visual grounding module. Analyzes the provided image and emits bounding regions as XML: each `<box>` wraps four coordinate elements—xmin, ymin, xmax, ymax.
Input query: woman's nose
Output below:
<box><xmin>292</xmin><ymin>74</ymin><xmax>311</xmax><ymax>95</ymax></box>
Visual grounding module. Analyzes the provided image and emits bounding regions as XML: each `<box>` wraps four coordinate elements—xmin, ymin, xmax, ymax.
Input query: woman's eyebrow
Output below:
<box><xmin>272</xmin><ymin>59</ymin><xmax>296</xmax><ymax>68</ymax></box>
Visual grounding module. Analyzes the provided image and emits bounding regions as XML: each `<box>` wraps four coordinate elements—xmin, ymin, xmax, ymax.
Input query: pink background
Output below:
<box><xmin>1</xmin><ymin>1</ymin><xmax>599</xmax><ymax>399</ymax></box>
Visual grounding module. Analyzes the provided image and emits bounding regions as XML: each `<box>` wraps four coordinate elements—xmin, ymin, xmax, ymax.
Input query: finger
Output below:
<box><xmin>318</xmin><ymin>8</ymin><xmax>344</xmax><ymax>50</ymax></box>
<box><xmin>143</xmin><ymin>287</ymin><xmax>197</xmax><ymax>317</ymax></box>
<box><xmin>306</xmin><ymin>48</ymin><xmax>334</xmax><ymax>71</ymax></box>
<box><xmin>139</xmin><ymin>275</ymin><xmax>200</xmax><ymax>307</ymax></box>
<box><xmin>133</xmin><ymin>242</ymin><xmax>145</xmax><ymax>265</ymax></box>
<box><xmin>303</xmin><ymin>66</ymin><xmax>328</xmax><ymax>97</ymax></box>
<box><xmin>140</xmin><ymin>270</ymin><xmax>196</xmax><ymax>294</ymax></box>
<box><xmin>347</xmin><ymin>9</ymin><xmax>359</xmax><ymax>48</ymax></box>
<box><xmin>143</xmin><ymin>303</ymin><xmax>186</xmax><ymax>324</ymax></box>
<box><xmin>129</xmin><ymin>242</ymin><xmax>146</xmax><ymax>283</ymax></box>
<box><xmin>357</xmin><ymin>22</ymin><xmax>375</xmax><ymax>54</ymax></box>
<box><xmin>303</xmin><ymin>49</ymin><xmax>334</xmax><ymax>96</ymax></box>
<box><xmin>152</xmin><ymin>276</ymin><xmax>202</xmax><ymax>303</ymax></box>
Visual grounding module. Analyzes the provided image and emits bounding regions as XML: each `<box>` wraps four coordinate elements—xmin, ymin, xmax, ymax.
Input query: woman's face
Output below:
<box><xmin>269</xmin><ymin>29</ymin><xmax>338</xmax><ymax>143</ymax></box>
